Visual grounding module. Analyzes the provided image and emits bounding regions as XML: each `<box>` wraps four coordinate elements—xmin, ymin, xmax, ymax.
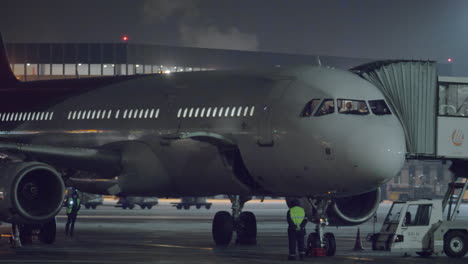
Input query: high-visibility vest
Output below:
<box><xmin>290</xmin><ymin>206</ymin><xmax>306</xmax><ymax>229</ymax></box>
<box><xmin>67</xmin><ymin>197</ymin><xmax>81</xmax><ymax>214</ymax></box>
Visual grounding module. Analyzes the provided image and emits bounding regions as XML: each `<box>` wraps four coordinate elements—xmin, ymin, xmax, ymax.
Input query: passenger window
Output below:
<box><xmin>212</xmin><ymin>107</ymin><xmax>218</xmax><ymax>117</ymax></box>
<box><xmin>237</xmin><ymin>107</ymin><xmax>242</xmax><ymax>117</ymax></box>
<box><xmin>368</xmin><ymin>100</ymin><xmax>392</xmax><ymax>115</ymax></box>
<box><xmin>40</xmin><ymin>112</ymin><xmax>45</xmax><ymax>120</ymax></box>
<box><xmin>44</xmin><ymin>112</ymin><xmax>49</xmax><ymax>120</ymax></box>
<box><xmin>315</xmin><ymin>99</ymin><xmax>335</xmax><ymax>116</ymax></box>
<box><xmin>91</xmin><ymin>110</ymin><xmax>96</xmax><ymax>119</ymax></box>
<box><xmin>243</xmin><ymin>107</ymin><xmax>249</xmax><ymax>117</ymax></box>
<box><xmin>107</xmin><ymin>110</ymin><xmax>112</xmax><ymax>119</ymax></box>
<box><xmin>337</xmin><ymin>99</ymin><xmax>369</xmax><ymax>115</ymax></box>
<box><xmin>134</xmin><ymin>109</ymin><xmax>139</xmax><ymax>119</ymax></box>
<box><xmin>219</xmin><ymin>107</ymin><xmax>224</xmax><ymax>117</ymax></box>
<box><xmin>86</xmin><ymin>111</ymin><xmax>91</xmax><ymax>119</ymax></box>
<box><xmin>225</xmin><ymin>107</ymin><xmax>230</xmax><ymax>117</ymax></box>
<box><xmin>149</xmin><ymin>109</ymin><xmax>155</xmax><ymax>118</ymax></box>
<box><xmin>128</xmin><ymin>109</ymin><xmax>134</xmax><ymax>119</ymax></box>
<box><xmin>189</xmin><ymin>108</ymin><xmax>194</xmax><ymax>118</ymax></box>
<box><xmin>194</xmin><ymin>108</ymin><xmax>199</xmax><ymax>117</ymax></box>
<box><xmin>115</xmin><ymin>110</ymin><xmax>120</xmax><ymax>119</ymax></box>
<box><xmin>183</xmin><ymin>108</ymin><xmax>188</xmax><ymax>118</ymax></box>
<box><xmin>207</xmin><ymin>107</ymin><xmax>212</xmax><ymax>117</ymax></box>
<box><xmin>49</xmin><ymin>112</ymin><xmax>54</xmax><ymax>120</ymax></box>
<box><xmin>144</xmin><ymin>109</ymin><xmax>149</xmax><ymax>118</ymax></box>
<box><xmin>200</xmin><ymin>108</ymin><xmax>206</xmax><ymax>117</ymax></box>
<box><xmin>123</xmin><ymin>110</ymin><xmax>128</xmax><ymax>119</ymax></box>
<box><xmin>301</xmin><ymin>99</ymin><xmax>321</xmax><ymax>117</ymax></box>
<box><xmin>155</xmin><ymin>109</ymin><xmax>160</xmax><ymax>118</ymax></box>
<box><xmin>19</xmin><ymin>113</ymin><xmax>23</xmax><ymax>121</ymax></box>
<box><xmin>250</xmin><ymin>106</ymin><xmax>255</xmax><ymax>116</ymax></box>
<box><xmin>101</xmin><ymin>110</ymin><xmax>106</xmax><ymax>119</ymax></box>
<box><xmin>96</xmin><ymin>110</ymin><xmax>101</xmax><ymax>119</ymax></box>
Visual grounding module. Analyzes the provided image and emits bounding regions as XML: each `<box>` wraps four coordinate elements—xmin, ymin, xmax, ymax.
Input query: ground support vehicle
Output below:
<box><xmin>115</xmin><ymin>197</ymin><xmax>159</xmax><ymax>210</ymax></box>
<box><xmin>171</xmin><ymin>197</ymin><xmax>212</xmax><ymax>210</ymax></box>
<box><xmin>81</xmin><ymin>193</ymin><xmax>103</xmax><ymax>209</ymax></box>
<box><xmin>369</xmin><ymin>176</ymin><xmax>468</xmax><ymax>258</ymax></box>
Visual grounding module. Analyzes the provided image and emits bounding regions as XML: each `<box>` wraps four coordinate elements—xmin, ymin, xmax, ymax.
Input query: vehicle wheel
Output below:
<box><xmin>91</xmin><ymin>205</ymin><xmax>97</xmax><ymax>209</ymax></box>
<box><xmin>38</xmin><ymin>218</ymin><xmax>56</xmax><ymax>244</ymax></box>
<box><xmin>129</xmin><ymin>205</ymin><xmax>135</xmax><ymax>210</ymax></box>
<box><xmin>206</xmin><ymin>205</ymin><xmax>211</xmax><ymax>210</ymax></box>
<box><xmin>147</xmin><ymin>205</ymin><xmax>153</xmax><ymax>210</ymax></box>
<box><xmin>236</xmin><ymin>211</ymin><xmax>257</xmax><ymax>245</ymax></box>
<box><xmin>176</xmin><ymin>205</ymin><xmax>182</xmax><ymax>210</ymax></box>
<box><xmin>122</xmin><ymin>205</ymin><xmax>127</xmax><ymax>209</ymax></box>
<box><xmin>444</xmin><ymin>231</ymin><xmax>467</xmax><ymax>258</ymax></box>
<box><xmin>140</xmin><ymin>205</ymin><xmax>146</xmax><ymax>209</ymax></box>
<box><xmin>196</xmin><ymin>205</ymin><xmax>202</xmax><ymax>209</ymax></box>
<box><xmin>19</xmin><ymin>225</ymin><xmax>33</xmax><ymax>245</ymax></box>
<box><xmin>323</xmin><ymin>232</ymin><xmax>336</xmax><ymax>256</ymax></box>
<box><xmin>307</xmin><ymin>232</ymin><xmax>320</xmax><ymax>250</ymax></box>
<box><xmin>416</xmin><ymin>252</ymin><xmax>432</xmax><ymax>257</ymax></box>
<box><xmin>212</xmin><ymin>211</ymin><xmax>233</xmax><ymax>246</ymax></box>
<box><xmin>85</xmin><ymin>204</ymin><xmax>90</xmax><ymax>209</ymax></box>
<box><xmin>184</xmin><ymin>205</ymin><xmax>190</xmax><ymax>210</ymax></box>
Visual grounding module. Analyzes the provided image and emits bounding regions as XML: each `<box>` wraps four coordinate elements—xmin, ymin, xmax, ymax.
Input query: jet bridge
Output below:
<box><xmin>353</xmin><ymin>60</ymin><xmax>468</xmax><ymax>160</ymax></box>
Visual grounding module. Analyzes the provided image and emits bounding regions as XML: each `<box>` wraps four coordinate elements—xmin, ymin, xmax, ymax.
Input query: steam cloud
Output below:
<box><xmin>143</xmin><ymin>0</ymin><xmax>258</xmax><ymax>51</ymax></box>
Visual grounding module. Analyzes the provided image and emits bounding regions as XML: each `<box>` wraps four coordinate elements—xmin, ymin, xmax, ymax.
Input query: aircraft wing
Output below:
<box><xmin>0</xmin><ymin>141</ymin><xmax>122</xmax><ymax>176</ymax></box>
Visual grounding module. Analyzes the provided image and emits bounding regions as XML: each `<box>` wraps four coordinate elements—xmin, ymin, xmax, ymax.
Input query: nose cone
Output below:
<box><xmin>346</xmin><ymin>118</ymin><xmax>406</xmax><ymax>189</ymax></box>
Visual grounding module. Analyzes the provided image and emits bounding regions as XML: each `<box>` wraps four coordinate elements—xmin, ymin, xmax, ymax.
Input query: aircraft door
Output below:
<box><xmin>257</xmin><ymin>79</ymin><xmax>293</xmax><ymax>146</ymax></box>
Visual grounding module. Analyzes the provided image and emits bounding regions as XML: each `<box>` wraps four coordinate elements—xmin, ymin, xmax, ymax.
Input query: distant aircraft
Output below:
<box><xmin>0</xmin><ymin>34</ymin><xmax>405</xmax><ymax>254</ymax></box>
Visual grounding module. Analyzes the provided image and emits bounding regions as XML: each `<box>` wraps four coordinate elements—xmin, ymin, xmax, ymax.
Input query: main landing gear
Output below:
<box><xmin>304</xmin><ymin>198</ymin><xmax>336</xmax><ymax>257</ymax></box>
<box><xmin>9</xmin><ymin>218</ymin><xmax>57</xmax><ymax>248</ymax></box>
<box><xmin>212</xmin><ymin>195</ymin><xmax>257</xmax><ymax>246</ymax></box>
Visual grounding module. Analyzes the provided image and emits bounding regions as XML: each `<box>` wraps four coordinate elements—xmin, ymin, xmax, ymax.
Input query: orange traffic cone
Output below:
<box><xmin>353</xmin><ymin>228</ymin><xmax>364</xmax><ymax>251</ymax></box>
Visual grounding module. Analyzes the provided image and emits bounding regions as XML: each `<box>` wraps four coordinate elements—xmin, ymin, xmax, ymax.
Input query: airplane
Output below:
<box><xmin>0</xmin><ymin>34</ymin><xmax>405</xmax><ymax>254</ymax></box>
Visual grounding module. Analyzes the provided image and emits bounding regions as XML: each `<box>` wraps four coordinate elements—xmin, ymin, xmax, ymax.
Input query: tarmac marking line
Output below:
<box><xmin>142</xmin><ymin>243</ymin><xmax>213</xmax><ymax>251</ymax></box>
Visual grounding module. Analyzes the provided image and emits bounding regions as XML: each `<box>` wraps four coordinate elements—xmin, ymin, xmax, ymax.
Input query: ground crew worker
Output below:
<box><xmin>287</xmin><ymin>199</ymin><xmax>307</xmax><ymax>260</ymax></box>
<box><xmin>65</xmin><ymin>189</ymin><xmax>81</xmax><ymax>237</ymax></box>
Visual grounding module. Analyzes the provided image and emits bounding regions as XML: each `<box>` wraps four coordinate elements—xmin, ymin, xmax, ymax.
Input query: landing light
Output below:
<box><xmin>448</xmin><ymin>58</ymin><xmax>453</xmax><ymax>62</ymax></box>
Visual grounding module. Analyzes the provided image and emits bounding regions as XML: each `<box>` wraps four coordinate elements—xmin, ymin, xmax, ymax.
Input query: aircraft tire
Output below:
<box><xmin>324</xmin><ymin>232</ymin><xmax>336</xmax><ymax>256</ymax></box>
<box><xmin>19</xmin><ymin>224</ymin><xmax>33</xmax><ymax>245</ymax></box>
<box><xmin>236</xmin><ymin>211</ymin><xmax>257</xmax><ymax>245</ymax></box>
<box><xmin>444</xmin><ymin>230</ymin><xmax>467</xmax><ymax>258</ymax></box>
<box><xmin>38</xmin><ymin>218</ymin><xmax>56</xmax><ymax>244</ymax></box>
<box><xmin>307</xmin><ymin>232</ymin><xmax>320</xmax><ymax>250</ymax></box>
<box><xmin>147</xmin><ymin>205</ymin><xmax>153</xmax><ymax>209</ymax></box>
<box><xmin>91</xmin><ymin>205</ymin><xmax>97</xmax><ymax>209</ymax></box>
<box><xmin>212</xmin><ymin>211</ymin><xmax>233</xmax><ymax>246</ymax></box>
<box><xmin>140</xmin><ymin>205</ymin><xmax>146</xmax><ymax>209</ymax></box>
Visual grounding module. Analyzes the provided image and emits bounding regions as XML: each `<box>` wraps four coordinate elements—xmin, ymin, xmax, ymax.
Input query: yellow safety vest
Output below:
<box><xmin>290</xmin><ymin>206</ymin><xmax>305</xmax><ymax>229</ymax></box>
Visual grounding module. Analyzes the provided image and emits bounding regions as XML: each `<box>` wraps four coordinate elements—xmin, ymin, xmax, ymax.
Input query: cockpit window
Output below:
<box><xmin>368</xmin><ymin>100</ymin><xmax>392</xmax><ymax>115</ymax></box>
<box><xmin>337</xmin><ymin>99</ymin><xmax>369</xmax><ymax>115</ymax></box>
<box><xmin>300</xmin><ymin>99</ymin><xmax>321</xmax><ymax>117</ymax></box>
<box><xmin>315</xmin><ymin>99</ymin><xmax>335</xmax><ymax>116</ymax></box>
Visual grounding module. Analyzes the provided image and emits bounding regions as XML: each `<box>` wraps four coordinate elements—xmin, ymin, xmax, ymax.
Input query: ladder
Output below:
<box><xmin>442</xmin><ymin>175</ymin><xmax>468</xmax><ymax>221</ymax></box>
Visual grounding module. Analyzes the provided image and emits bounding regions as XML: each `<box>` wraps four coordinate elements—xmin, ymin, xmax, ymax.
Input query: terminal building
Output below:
<box><xmin>5</xmin><ymin>42</ymin><xmax>453</xmax><ymax>81</ymax></box>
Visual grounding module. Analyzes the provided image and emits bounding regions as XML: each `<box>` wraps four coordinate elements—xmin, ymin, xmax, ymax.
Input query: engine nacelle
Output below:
<box><xmin>327</xmin><ymin>188</ymin><xmax>381</xmax><ymax>226</ymax></box>
<box><xmin>0</xmin><ymin>162</ymin><xmax>65</xmax><ymax>224</ymax></box>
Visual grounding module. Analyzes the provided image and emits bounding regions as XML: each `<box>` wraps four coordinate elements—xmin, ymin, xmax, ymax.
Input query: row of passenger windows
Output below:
<box><xmin>66</xmin><ymin>109</ymin><xmax>160</xmax><ymax>120</ymax></box>
<box><xmin>0</xmin><ymin>112</ymin><xmax>54</xmax><ymax>122</ymax></box>
<box><xmin>301</xmin><ymin>99</ymin><xmax>392</xmax><ymax>117</ymax></box>
<box><xmin>177</xmin><ymin>106</ymin><xmax>255</xmax><ymax>118</ymax></box>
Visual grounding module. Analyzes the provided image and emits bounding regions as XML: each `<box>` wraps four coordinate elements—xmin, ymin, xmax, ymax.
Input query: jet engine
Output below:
<box><xmin>327</xmin><ymin>188</ymin><xmax>381</xmax><ymax>226</ymax></box>
<box><xmin>0</xmin><ymin>162</ymin><xmax>64</xmax><ymax>224</ymax></box>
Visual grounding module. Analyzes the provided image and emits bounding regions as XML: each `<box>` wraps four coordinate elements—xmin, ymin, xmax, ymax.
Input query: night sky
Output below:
<box><xmin>1</xmin><ymin>0</ymin><xmax>467</xmax><ymax>74</ymax></box>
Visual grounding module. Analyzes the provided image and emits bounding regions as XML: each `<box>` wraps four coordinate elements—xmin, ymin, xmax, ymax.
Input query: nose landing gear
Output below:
<box><xmin>212</xmin><ymin>195</ymin><xmax>257</xmax><ymax>246</ymax></box>
<box><xmin>305</xmin><ymin>198</ymin><xmax>336</xmax><ymax>257</ymax></box>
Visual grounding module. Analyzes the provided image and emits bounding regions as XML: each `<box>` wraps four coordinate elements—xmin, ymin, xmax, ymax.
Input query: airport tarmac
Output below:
<box><xmin>0</xmin><ymin>200</ymin><xmax>466</xmax><ymax>263</ymax></box>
